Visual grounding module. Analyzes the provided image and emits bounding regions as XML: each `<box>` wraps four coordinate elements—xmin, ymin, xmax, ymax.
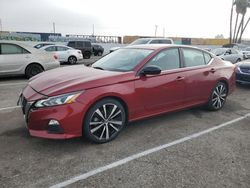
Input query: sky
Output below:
<box><xmin>0</xmin><ymin>0</ymin><xmax>250</xmax><ymax>39</ymax></box>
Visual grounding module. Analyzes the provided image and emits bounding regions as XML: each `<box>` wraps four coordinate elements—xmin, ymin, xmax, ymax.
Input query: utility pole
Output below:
<box><xmin>92</xmin><ymin>24</ymin><xmax>95</xmax><ymax>36</ymax></box>
<box><xmin>163</xmin><ymin>27</ymin><xmax>165</xmax><ymax>37</ymax></box>
<box><xmin>155</xmin><ymin>25</ymin><xmax>158</xmax><ymax>37</ymax></box>
<box><xmin>53</xmin><ymin>22</ymin><xmax>56</xmax><ymax>34</ymax></box>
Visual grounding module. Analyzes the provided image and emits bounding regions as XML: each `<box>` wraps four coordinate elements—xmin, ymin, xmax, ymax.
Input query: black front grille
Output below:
<box><xmin>240</xmin><ymin>68</ymin><xmax>250</xmax><ymax>74</ymax></box>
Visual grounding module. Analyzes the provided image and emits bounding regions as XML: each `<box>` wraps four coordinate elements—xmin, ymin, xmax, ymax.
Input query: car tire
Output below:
<box><xmin>25</xmin><ymin>64</ymin><xmax>43</xmax><ymax>79</ymax></box>
<box><xmin>83</xmin><ymin>52</ymin><xmax>91</xmax><ymax>59</ymax></box>
<box><xmin>83</xmin><ymin>98</ymin><xmax>126</xmax><ymax>143</ymax></box>
<box><xmin>207</xmin><ymin>82</ymin><xmax>228</xmax><ymax>111</ymax></box>
<box><xmin>98</xmin><ymin>51</ymin><xmax>103</xmax><ymax>56</ymax></box>
<box><xmin>68</xmin><ymin>56</ymin><xmax>77</xmax><ymax>64</ymax></box>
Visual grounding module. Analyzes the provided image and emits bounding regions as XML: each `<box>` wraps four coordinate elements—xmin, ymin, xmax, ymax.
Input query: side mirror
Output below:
<box><xmin>140</xmin><ymin>66</ymin><xmax>161</xmax><ymax>76</ymax></box>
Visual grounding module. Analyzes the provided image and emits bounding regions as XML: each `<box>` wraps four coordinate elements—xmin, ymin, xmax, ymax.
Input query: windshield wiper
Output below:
<box><xmin>93</xmin><ymin>66</ymin><xmax>104</xmax><ymax>70</ymax></box>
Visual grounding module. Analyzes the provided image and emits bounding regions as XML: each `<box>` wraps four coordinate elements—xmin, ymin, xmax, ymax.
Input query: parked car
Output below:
<box><xmin>211</xmin><ymin>48</ymin><xmax>243</xmax><ymax>63</ymax></box>
<box><xmin>34</xmin><ymin>43</ymin><xmax>55</xmax><ymax>49</ymax></box>
<box><xmin>241</xmin><ymin>47</ymin><xmax>250</xmax><ymax>59</ymax></box>
<box><xmin>235</xmin><ymin>60</ymin><xmax>250</xmax><ymax>84</ymax></box>
<box><xmin>92</xmin><ymin>44</ymin><xmax>104</xmax><ymax>56</ymax></box>
<box><xmin>18</xmin><ymin>45</ymin><xmax>235</xmax><ymax>143</ymax></box>
<box><xmin>222</xmin><ymin>43</ymin><xmax>247</xmax><ymax>50</ymax></box>
<box><xmin>109</xmin><ymin>37</ymin><xmax>174</xmax><ymax>53</ymax></box>
<box><xmin>67</xmin><ymin>40</ymin><xmax>92</xmax><ymax>59</ymax></box>
<box><xmin>0</xmin><ymin>41</ymin><xmax>60</xmax><ymax>78</ymax></box>
<box><xmin>40</xmin><ymin>45</ymin><xmax>83</xmax><ymax>64</ymax></box>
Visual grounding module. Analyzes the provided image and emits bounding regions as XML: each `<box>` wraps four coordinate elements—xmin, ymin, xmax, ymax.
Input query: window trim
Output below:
<box><xmin>180</xmin><ymin>47</ymin><xmax>213</xmax><ymax>68</ymax></box>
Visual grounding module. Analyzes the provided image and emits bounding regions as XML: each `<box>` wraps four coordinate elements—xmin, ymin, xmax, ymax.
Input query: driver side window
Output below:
<box><xmin>146</xmin><ymin>48</ymin><xmax>180</xmax><ymax>71</ymax></box>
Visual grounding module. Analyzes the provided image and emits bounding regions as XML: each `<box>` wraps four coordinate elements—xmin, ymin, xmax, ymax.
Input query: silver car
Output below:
<box><xmin>0</xmin><ymin>41</ymin><xmax>60</xmax><ymax>78</ymax></box>
<box><xmin>211</xmin><ymin>48</ymin><xmax>243</xmax><ymax>64</ymax></box>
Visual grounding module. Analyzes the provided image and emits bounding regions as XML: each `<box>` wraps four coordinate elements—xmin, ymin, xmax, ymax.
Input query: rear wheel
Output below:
<box><xmin>83</xmin><ymin>51</ymin><xmax>91</xmax><ymax>59</ymax></box>
<box><xmin>68</xmin><ymin>56</ymin><xmax>77</xmax><ymax>64</ymax></box>
<box><xmin>25</xmin><ymin>64</ymin><xmax>43</xmax><ymax>78</ymax></box>
<box><xmin>98</xmin><ymin>51</ymin><xmax>103</xmax><ymax>56</ymax></box>
<box><xmin>84</xmin><ymin>98</ymin><xmax>126</xmax><ymax>143</ymax></box>
<box><xmin>207</xmin><ymin>82</ymin><xmax>228</xmax><ymax>111</ymax></box>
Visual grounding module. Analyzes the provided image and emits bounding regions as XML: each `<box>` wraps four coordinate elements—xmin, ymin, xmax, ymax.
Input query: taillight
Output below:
<box><xmin>54</xmin><ymin>54</ymin><xmax>58</xmax><ymax>60</ymax></box>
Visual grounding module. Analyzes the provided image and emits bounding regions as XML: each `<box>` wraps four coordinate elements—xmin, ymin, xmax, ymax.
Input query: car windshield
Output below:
<box><xmin>211</xmin><ymin>48</ymin><xmax>227</xmax><ymax>56</ymax></box>
<box><xmin>130</xmin><ymin>39</ymin><xmax>151</xmax><ymax>45</ymax></box>
<box><xmin>92</xmin><ymin>48</ymin><xmax>153</xmax><ymax>72</ymax></box>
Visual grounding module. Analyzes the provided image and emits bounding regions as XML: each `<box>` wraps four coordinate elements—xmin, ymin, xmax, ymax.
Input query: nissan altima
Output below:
<box><xmin>18</xmin><ymin>45</ymin><xmax>236</xmax><ymax>143</ymax></box>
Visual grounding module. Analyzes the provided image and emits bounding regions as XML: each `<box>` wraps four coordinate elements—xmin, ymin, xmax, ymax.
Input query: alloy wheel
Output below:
<box><xmin>88</xmin><ymin>103</ymin><xmax>124</xmax><ymax>141</ymax></box>
<box><xmin>211</xmin><ymin>83</ymin><xmax>227</xmax><ymax>109</ymax></box>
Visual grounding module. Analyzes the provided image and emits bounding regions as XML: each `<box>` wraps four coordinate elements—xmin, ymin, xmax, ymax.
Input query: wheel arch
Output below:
<box><xmin>25</xmin><ymin>62</ymin><xmax>44</xmax><ymax>74</ymax></box>
<box><xmin>81</xmin><ymin>95</ymin><xmax>129</xmax><ymax>133</ymax></box>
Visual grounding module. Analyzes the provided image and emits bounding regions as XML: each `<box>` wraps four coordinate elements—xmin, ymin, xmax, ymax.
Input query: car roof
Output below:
<box><xmin>124</xmin><ymin>44</ymin><xmax>206</xmax><ymax>51</ymax></box>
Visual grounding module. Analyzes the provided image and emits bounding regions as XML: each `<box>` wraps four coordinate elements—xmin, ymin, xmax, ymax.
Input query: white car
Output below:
<box><xmin>0</xmin><ymin>41</ymin><xmax>60</xmax><ymax>78</ymax></box>
<box><xmin>109</xmin><ymin>38</ymin><xmax>174</xmax><ymax>53</ymax></box>
<box><xmin>40</xmin><ymin>45</ymin><xmax>83</xmax><ymax>64</ymax></box>
<box><xmin>241</xmin><ymin>47</ymin><xmax>250</xmax><ymax>59</ymax></box>
<box><xmin>211</xmin><ymin>48</ymin><xmax>243</xmax><ymax>64</ymax></box>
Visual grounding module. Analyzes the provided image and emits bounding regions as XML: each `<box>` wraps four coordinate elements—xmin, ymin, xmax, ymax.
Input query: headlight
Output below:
<box><xmin>236</xmin><ymin>66</ymin><xmax>242</xmax><ymax>73</ymax></box>
<box><xmin>34</xmin><ymin>91</ymin><xmax>82</xmax><ymax>108</ymax></box>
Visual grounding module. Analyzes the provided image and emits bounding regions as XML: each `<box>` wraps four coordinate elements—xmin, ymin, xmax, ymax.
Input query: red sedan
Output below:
<box><xmin>18</xmin><ymin>45</ymin><xmax>236</xmax><ymax>143</ymax></box>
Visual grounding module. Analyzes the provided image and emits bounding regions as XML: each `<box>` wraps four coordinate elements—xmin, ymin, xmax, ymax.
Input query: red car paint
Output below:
<box><xmin>20</xmin><ymin>45</ymin><xmax>236</xmax><ymax>139</ymax></box>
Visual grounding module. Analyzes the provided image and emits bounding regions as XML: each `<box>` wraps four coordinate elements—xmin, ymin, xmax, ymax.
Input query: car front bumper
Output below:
<box><xmin>236</xmin><ymin>72</ymin><xmax>250</xmax><ymax>84</ymax></box>
<box><xmin>18</xmin><ymin>93</ymin><xmax>87</xmax><ymax>139</ymax></box>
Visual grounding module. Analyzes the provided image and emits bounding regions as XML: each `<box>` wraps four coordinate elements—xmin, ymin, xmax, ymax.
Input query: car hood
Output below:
<box><xmin>28</xmin><ymin>65</ymin><xmax>133</xmax><ymax>96</ymax></box>
<box><xmin>236</xmin><ymin>60</ymin><xmax>250</xmax><ymax>68</ymax></box>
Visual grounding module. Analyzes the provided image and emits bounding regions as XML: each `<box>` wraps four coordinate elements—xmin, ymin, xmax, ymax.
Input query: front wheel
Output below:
<box><xmin>68</xmin><ymin>56</ymin><xmax>77</xmax><ymax>64</ymax></box>
<box><xmin>207</xmin><ymin>82</ymin><xmax>228</xmax><ymax>111</ymax></box>
<box><xmin>84</xmin><ymin>98</ymin><xmax>126</xmax><ymax>143</ymax></box>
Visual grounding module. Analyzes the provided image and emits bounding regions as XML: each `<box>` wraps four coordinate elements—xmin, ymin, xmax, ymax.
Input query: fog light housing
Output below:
<box><xmin>47</xmin><ymin>120</ymin><xmax>63</xmax><ymax>134</ymax></box>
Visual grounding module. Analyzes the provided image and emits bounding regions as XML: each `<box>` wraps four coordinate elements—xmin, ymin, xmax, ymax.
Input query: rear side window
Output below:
<box><xmin>45</xmin><ymin>46</ymin><xmax>56</xmax><ymax>52</ymax></box>
<box><xmin>76</xmin><ymin>41</ymin><xmax>83</xmax><ymax>48</ymax></box>
<box><xmin>68</xmin><ymin>41</ymin><xmax>75</xmax><ymax>47</ymax></box>
<box><xmin>1</xmin><ymin>44</ymin><xmax>29</xmax><ymax>55</ymax></box>
<box><xmin>160</xmin><ymin>40</ymin><xmax>172</xmax><ymax>44</ymax></box>
<box><xmin>57</xmin><ymin>46</ymin><xmax>69</xmax><ymax>51</ymax></box>
<box><xmin>150</xmin><ymin>40</ymin><xmax>160</xmax><ymax>44</ymax></box>
<box><xmin>146</xmin><ymin>48</ymin><xmax>180</xmax><ymax>71</ymax></box>
<box><xmin>84</xmin><ymin>41</ymin><xmax>91</xmax><ymax>47</ymax></box>
<box><xmin>182</xmin><ymin>48</ymin><xmax>206</xmax><ymax>67</ymax></box>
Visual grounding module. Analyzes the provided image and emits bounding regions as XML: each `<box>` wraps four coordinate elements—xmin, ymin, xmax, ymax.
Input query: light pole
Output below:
<box><xmin>155</xmin><ymin>25</ymin><xmax>158</xmax><ymax>37</ymax></box>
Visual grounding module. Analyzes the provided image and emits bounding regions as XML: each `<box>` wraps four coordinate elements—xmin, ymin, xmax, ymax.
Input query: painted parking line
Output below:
<box><xmin>0</xmin><ymin>82</ymin><xmax>27</xmax><ymax>87</ymax></box>
<box><xmin>49</xmin><ymin>112</ymin><xmax>250</xmax><ymax>188</ymax></box>
<box><xmin>0</xmin><ymin>106</ymin><xmax>21</xmax><ymax>111</ymax></box>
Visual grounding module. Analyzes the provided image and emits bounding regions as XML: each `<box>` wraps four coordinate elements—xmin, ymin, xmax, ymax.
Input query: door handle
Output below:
<box><xmin>176</xmin><ymin>76</ymin><xmax>184</xmax><ymax>81</ymax></box>
<box><xmin>210</xmin><ymin>68</ymin><xmax>216</xmax><ymax>73</ymax></box>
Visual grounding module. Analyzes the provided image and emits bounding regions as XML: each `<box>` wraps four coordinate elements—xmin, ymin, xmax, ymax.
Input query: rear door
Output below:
<box><xmin>180</xmin><ymin>47</ymin><xmax>215</xmax><ymax>105</ymax></box>
<box><xmin>135</xmin><ymin>48</ymin><xmax>186</xmax><ymax>113</ymax></box>
<box><xmin>56</xmin><ymin>46</ymin><xmax>69</xmax><ymax>61</ymax></box>
<box><xmin>0</xmin><ymin>43</ymin><xmax>31</xmax><ymax>75</ymax></box>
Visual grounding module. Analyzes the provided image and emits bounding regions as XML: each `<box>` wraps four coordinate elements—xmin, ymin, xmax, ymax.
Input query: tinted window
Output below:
<box><xmin>76</xmin><ymin>41</ymin><xmax>83</xmax><ymax>48</ymax></box>
<box><xmin>160</xmin><ymin>40</ymin><xmax>172</xmax><ymax>44</ymax></box>
<box><xmin>45</xmin><ymin>46</ymin><xmax>56</xmax><ymax>52</ymax></box>
<box><xmin>1</xmin><ymin>44</ymin><xmax>29</xmax><ymax>54</ymax></box>
<box><xmin>57</xmin><ymin>46</ymin><xmax>69</xmax><ymax>51</ymax></box>
<box><xmin>149</xmin><ymin>40</ymin><xmax>160</xmax><ymax>44</ymax></box>
<box><xmin>68</xmin><ymin>41</ymin><xmax>75</xmax><ymax>47</ymax></box>
<box><xmin>183</xmin><ymin>48</ymin><xmax>205</xmax><ymax>67</ymax></box>
<box><xmin>146</xmin><ymin>48</ymin><xmax>180</xmax><ymax>71</ymax></box>
<box><xmin>203</xmin><ymin>52</ymin><xmax>212</xmax><ymax>64</ymax></box>
<box><xmin>84</xmin><ymin>41</ymin><xmax>91</xmax><ymax>47</ymax></box>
